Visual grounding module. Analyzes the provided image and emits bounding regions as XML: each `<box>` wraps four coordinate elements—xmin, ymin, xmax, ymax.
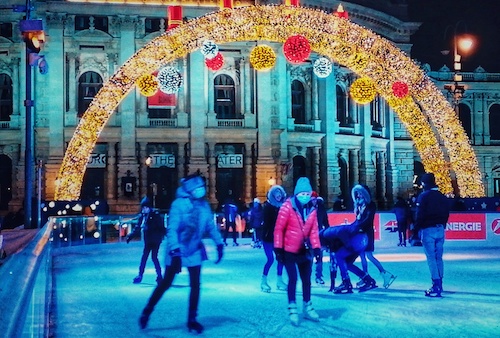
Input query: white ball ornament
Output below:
<box><xmin>313</xmin><ymin>57</ymin><xmax>332</xmax><ymax>78</ymax></box>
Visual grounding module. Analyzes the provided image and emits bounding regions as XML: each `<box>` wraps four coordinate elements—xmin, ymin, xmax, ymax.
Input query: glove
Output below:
<box><xmin>126</xmin><ymin>236</ymin><xmax>131</xmax><ymax>244</ymax></box>
<box><xmin>169</xmin><ymin>248</ymin><xmax>182</xmax><ymax>274</ymax></box>
<box><xmin>215</xmin><ymin>244</ymin><xmax>224</xmax><ymax>264</ymax></box>
<box><xmin>314</xmin><ymin>248</ymin><xmax>322</xmax><ymax>262</ymax></box>
<box><xmin>274</xmin><ymin>248</ymin><xmax>285</xmax><ymax>264</ymax></box>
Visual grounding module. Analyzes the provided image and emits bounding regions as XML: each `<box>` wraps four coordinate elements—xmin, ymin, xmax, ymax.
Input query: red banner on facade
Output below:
<box><xmin>147</xmin><ymin>90</ymin><xmax>176</xmax><ymax>108</ymax></box>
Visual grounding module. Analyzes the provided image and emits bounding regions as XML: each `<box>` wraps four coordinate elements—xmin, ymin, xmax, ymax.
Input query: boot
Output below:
<box><xmin>187</xmin><ymin>320</ymin><xmax>204</xmax><ymax>334</ymax></box>
<box><xmin>315</xmin><ymin>276</ymin><xmax>325</xmax><ymax>285</ymax></box>
<box><xmin>133</xmin><ymin>274</ymin><xmax>143</xmax><ymax>284</ymax></box>
<box><xmin>303</xmin><ymin>301</ymin><xmax>319</xmax><ymax>322</ymax></box>
<box><xmin>333</xmin><ymin>278</ymin><xmax>353</xmax><ymax>294</ymax></box>
<box><xmin>261</xmin><ymin>275</ymin><xmax>271</xmax><ymax>293</ymax></box>
<box><xmin>381</xmin><ymin>270</ymin><xmax>397</xmax><ymax>289</ymax></box>
<box><xmin>288</xmin><ymin>302</ymin><xmax>299</xmax><ymax>326</ymax></box>
<box><xmin>425</xmin><ymin>279</ymin><xmax>442</xmax><ymax>297</ymax></box>
<box><xmin>139</xmin><ymin>306</ymin><xmax>153</xmax><ymax>329</ymax></box>
<box><xmin>355</xmin><ymin>278</ymin><xmax>365</xmax><ymax>289</ymax></box>
<box><xmin>276</xmin><ymin>275</ymin><xmax>288</xmax><ymax>291</ymax></box>
<box><xmin>328</xmin><ymin>270</ymin><xmax>336</xmax><ymax>292</ymax></box>
<box><xmin>358</xmin><ymin>274</ymin><xmax>378</xmax><ymax>292</ymax></box>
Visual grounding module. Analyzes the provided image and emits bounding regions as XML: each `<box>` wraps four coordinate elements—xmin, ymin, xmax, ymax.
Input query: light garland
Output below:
<box><xmin>136</xmin><ymin>74</ymin><xmax>159</xmax><ymax>97</ymax></box>
<box><xmin>250</xmin><ymin>45</ymin><xmax>276</xmax><ymax>71</ymax></box>
<box><xmin>205</xmin><ymin>52</ymin><xmax>224</xmax><ymax>71</ymax></box>
<box><xmin>350</xmin><ymin>77</ymin><xmax>376</xmax><ymax>104</ymax></box>
<box><xmin>283</xmin><ymin>35</ymin><xmax>311</xmax><ymax>64</ymax></box>
<box><xmin>55</xmin><ymin>5</ymin><xmax>484</xmax><ymax>200</ymax></box>
<box><xmin>201</xmin><ymin>40</ymin><xmax>219</xmax><ymax>59</ymax></box>
<box><xmin>157</xmin><ymin>66</ymin><xmax>183</xmax><ymax>94</ymax></box>
<box><xmin>313</xmin><ymin>57</ymin><xmax>332</xmax><ymax>78</ymax></box>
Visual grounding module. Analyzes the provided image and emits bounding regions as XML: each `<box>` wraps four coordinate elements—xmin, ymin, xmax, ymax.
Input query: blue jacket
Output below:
<box><xmin>165</xmin><ymin>186</ymin><xmax>223</xmax><ymax>267</ymax></box>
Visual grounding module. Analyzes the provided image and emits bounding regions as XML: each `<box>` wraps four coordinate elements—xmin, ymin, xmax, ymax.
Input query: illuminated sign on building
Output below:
<box><xmin>148</xmin><ymin>154</ymin><xmax>176</xmax><ymax>168</ymax></box>
<box><xmin>87</xmin><ymin>153</ymin><xmax>107</xmax><ymax>168</ymax></box>
<box><xmin>217</xmin><ymin>154</ymin><xmax>243</xmax><ymax>168</ymax></box>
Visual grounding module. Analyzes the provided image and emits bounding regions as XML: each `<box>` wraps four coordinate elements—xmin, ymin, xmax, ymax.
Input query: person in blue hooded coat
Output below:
<box><xmin>139</xmin><ymin>174</ymin><xmax>224</xmax><ymax>334</ymax></box>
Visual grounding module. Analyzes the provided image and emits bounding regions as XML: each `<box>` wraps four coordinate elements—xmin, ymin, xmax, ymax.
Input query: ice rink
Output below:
<box><xmin>51</xmin><ymin>238</ymin><xmax>500</xmax><ymax>338</ymax></box>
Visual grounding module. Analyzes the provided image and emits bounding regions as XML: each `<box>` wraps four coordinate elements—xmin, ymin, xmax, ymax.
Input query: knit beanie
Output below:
<box><xmin>140</xmin><ymin>196</ymin><xmax>152</xmax><ymax>208</ymax></box>
<box><xmin>294</xmin><ymin>177</ymin><xmax>312</xmax><ymax>195</ymax></box>
<box><xmin>181</xmin><ymin>174</ymin><xmax>206</xmax><ymax>193</ymax></box>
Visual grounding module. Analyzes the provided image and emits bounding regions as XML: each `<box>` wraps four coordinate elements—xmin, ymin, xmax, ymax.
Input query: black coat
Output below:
<box><xmin>128</xmin><ymin>211</ymin><xmax>166</xmax><ymax>245</ymax></box>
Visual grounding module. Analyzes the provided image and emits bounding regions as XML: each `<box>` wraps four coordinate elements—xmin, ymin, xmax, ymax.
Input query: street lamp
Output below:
<box><xmin>441</xmin><ymin>22</ymin><xmax>475</xmax><ymax>111</ymax></box>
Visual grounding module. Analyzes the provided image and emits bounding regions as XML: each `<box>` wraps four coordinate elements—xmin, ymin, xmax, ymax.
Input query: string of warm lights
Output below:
<box><xmin>54</xmin><ymin>4</ymin><xmax>484</xmax><ymax>200</ymax></box>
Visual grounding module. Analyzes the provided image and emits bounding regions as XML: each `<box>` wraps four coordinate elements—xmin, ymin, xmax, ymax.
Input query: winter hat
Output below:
<box><xmin>351</xmin><ymin>184</ymin><xmax>371</xmax><ymax>204</ymax></box>
<box><xmin>181</xmin><ymin>174</ymin><xmax>206</xmax><ymax>193</ymax></box>
<box><xmin>140</xmin><ymin>196</ymin><xmax>152</xmax><ymax>208</ymax></box>
<box><xmin>267</xmin><ymin>185</ymin><xmax>286</xmax><ymax>208</ymax></box>
<box><xmin>421</xmin><ymin>173</ymin><xmax>437</xmax><ymax>189</ymax></box>
<box><xmin>311</xmin><ymin>191</ymin><xmax>318</xmax><ymax>198</ymax></box>
<box><xmin>294</xmin><ymin>177</ymin><xmax>312</xmax><ymax>195</ymax></box>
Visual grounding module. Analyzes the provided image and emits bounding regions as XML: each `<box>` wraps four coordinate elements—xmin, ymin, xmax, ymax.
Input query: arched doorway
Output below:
<box><xmin>0</xmin><ymin>154</ymin><xmax>12</xmax><ymax>210</ymax></box>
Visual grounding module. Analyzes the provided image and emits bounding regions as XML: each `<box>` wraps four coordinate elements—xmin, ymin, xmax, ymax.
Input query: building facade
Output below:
<box><xmin>0</xmin><ymin>0</ymin><xmax>499</xmax><ymax>214</ymax></box>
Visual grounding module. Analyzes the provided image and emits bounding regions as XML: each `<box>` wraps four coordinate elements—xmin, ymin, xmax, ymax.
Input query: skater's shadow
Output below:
<box><xmin>316</xmin><ymin>307</ymin><xmax>348</xmax><ymax>321</ymax></box>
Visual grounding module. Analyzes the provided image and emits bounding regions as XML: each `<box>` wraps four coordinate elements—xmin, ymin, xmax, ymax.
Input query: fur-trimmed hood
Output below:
<box><xmin>267</xmin><ymin>185</ymin><xmax>287</xmax><ymax>208</ymax></box>
<box><xmin>351</xmin><ymin>184</ymin><xmax>371</xmax><ymax>205</ymax></box>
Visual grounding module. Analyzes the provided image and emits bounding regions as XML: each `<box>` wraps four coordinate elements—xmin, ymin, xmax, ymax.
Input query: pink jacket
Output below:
<box><xmin>274</xmin><ymin>198</ymin><xmax>321</xmax><ymax>253</ymax></box>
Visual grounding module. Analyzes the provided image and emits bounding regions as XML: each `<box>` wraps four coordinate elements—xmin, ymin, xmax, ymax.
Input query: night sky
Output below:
<box><xmin>408</xmin><ymin>0</ymin><xmax>500</xmax><ymax>73</ymax></box>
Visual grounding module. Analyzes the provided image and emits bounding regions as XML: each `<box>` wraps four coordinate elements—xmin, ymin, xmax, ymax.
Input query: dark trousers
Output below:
<box><xmin>283</xmin><ymin>252</ymin><xmax>312</xmax><ymax>303</ymax></box>
<box><xmin>335</xmin><ymin>246</ymin><xmax>365</xmax><ymax>280</ymax></box>
<box><xmin>139</xmin><ymin>241</ymin><xmax>162</xmax><ymax>278</ymax></box>
<box><xmin>144</xmin><ymin>264</ymin><xmax>202</xmax><ymax>321</ymax></box>
<box><xmin>262</xmin><ymin>241</ymin><xmax>284</xmax><ymax>276</ymax></box>
<box><xmin>224</xmin><ymin>221</ymin><xmax>237</xmax><ymax>243</ymax></box>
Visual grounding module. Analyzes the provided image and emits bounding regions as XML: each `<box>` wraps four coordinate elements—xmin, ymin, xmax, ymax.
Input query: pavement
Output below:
<box><xmin>49</xmin><ymin>237</ymin><xmax>500</xmax><ymax>338</ymax></box>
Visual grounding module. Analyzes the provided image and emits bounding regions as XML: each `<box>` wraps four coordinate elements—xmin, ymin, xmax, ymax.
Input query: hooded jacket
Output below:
<box><xmin>274</xmin><ymin>197</ymin><xmax>321</xmax><ymax>254</ymax></box>
<box><xmin>165</xmin><ymin>182</ymin><xmax>223</xmax><ymax>267</ymax></box>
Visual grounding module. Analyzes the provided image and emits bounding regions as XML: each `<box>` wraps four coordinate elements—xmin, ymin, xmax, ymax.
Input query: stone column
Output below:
<box><xmin>177</xmin><ymin>57</ymin><xmax>188</xmax><ymax>127</ymax></box>
<box><xmin>376</xmin><ymin>151</ymin><xmax>387</xmax><ymax>208</ymax></box>
<box><xmin>312</xmin><ymin>146</ymin><xmax>321</xmax><ymax>192</ymax></box>
<box><xmin>207</xmin><ymin>142</ymin><xmax>217</xmax><ymax>203</ymax></box>
<box><xmin>312</xmin><ymin>75</ymin><xmax>321</xmax><ymax>131</ymax></box>
<box><xmin>244</xmin><ymin>143</ymin><xmax>253</xmax><ymax>203</ymax></box>
<box><xmin>349</xmin><ymin>149</ymin><xmax>360</xmax><ymax>186</ymax></box>
<box><xmin>67</xmin><ymin>53</ymin><xmax>77</xmax><ymax>114</ymax></box>
<box><xmin>106</xmin><ymin>149</ymin><xmax>116</xmax><ymax>200</ymax></box>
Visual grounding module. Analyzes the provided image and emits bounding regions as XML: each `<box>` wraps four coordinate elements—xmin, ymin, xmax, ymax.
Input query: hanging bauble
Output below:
<box><xmin>136</xmin><ymin>74</ymin><xmax>159</xmax><ymax>97</ymax></box>
<box><xmin>250</xmin><ymin>45</ymin><xmax>276</xmax><ymax>71</ymax></box>
<box><xmin>392</xmin><ymin>81</ymin><xmax>409</xmax><ymax>98</ymax></box>
<box><xmin>283</xmin><ymin>35</ymin><xmax>311</xmax><ymax>64</ymax></box>
<box><xmin>205</xmin><ymin>52</ymin><xmax>224</xmax><ymax>71</ymax></box>
<box><xmin>201</xmin><ymin>40</ymin><xmax>219</xmax><ymax>60</ymax></box>
<box><xmin>313</xmin><ymin>57</ymin><xmax>332</xmax><ymax>78</ymax></box>
<box><xmin>157</xmin><ymin>66</ymin><xmax>183</xmax><ymax>94</ymax></box>
<box><xmin>350</xmin><ymin>77</ymin><xmax>376</xmax><ymax>104</ymax></box>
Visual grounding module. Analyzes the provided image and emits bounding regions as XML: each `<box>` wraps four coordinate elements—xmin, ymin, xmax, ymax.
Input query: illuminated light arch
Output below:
<box><xmin>54</xmin><ymin>5</ymin><xmax>484</xmax><ymax>200</ymax></box>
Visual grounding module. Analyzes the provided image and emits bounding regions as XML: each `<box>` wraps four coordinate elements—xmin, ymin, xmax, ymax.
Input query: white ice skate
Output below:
<box><xmin>303</xmin><ymin>301</ymin><xmax>320</xmax><ymax>322</ymax></box>
<box><xmin>260</xmin><ymin>275</ymin><xmax>271</xmax><ymax>293</ymax></box>
<box><xmin>381</xmin><ymin>270</ymin><xmax>397</xmax><ymax>289</ymax></box>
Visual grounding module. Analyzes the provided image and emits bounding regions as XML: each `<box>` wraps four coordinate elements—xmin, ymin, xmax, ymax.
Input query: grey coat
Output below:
<box><xmin>164</xmin><ymin>186</ymin><xmax>223</xmax><ymax>267</ymax></box>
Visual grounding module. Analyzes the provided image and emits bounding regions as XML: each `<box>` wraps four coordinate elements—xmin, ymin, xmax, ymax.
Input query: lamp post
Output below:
<box><xmin>441</xmin><ymin>22</ymin><xmax>474</xmax><ymax>112</ymax></box>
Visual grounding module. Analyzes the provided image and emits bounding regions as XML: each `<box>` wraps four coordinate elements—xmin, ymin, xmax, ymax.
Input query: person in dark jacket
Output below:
<box><xmin>139</xmin><ymin>174</ymin><xmax>224</xmax><ymax>333</ymax></box>
<box><xmin>310</xmin><ymin>192</ymin><xmax>329</xmax><ymax>285</ymax></box>
<box><xmin>126</xmin><ymin>196</ymin><xmax>166</xmax><ymax>284</ymax></box>
<box><xmin>393</xmin><ymin>197</ymin><xmax>410</xmax><ymax>246</ymax></box>
<box><xmin>415</xmin><ymin>172</ymin><xmax>450</xmax><ymax>297</ymax></box>
<box><xmin>260</xmin><ymin>185</ymin><xmax>288</xmax><ymax>293</ymax></box>
<box><xmin>222</xmin><ymin>195</ymin><xmax>239</xmax><ymax>246</ymax></box>
<box><xmin>248</xmin><ymin>198</ymin><xmax>264</xmax><ymax>248</ymax></box>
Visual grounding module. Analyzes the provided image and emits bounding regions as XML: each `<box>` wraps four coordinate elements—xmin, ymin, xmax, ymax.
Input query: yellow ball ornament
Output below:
<box><xmin>250</xmin><ymin>45</ymin><xmax>276</xmax><ymax>71</ymax></box>
<box><xmin>136</xmin><ymin>74</ymin><xmax>159</xmax><ymax>97</ymax></box>
<box><xmin>350</xmin><ymin>77</ymin><xmax>377</xmax><ymax>104</ymax></box>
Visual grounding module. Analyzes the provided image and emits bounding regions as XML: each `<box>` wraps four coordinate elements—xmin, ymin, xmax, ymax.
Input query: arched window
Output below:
<box><xmin>214</xmin><ymin>74</ymin><xmax>236</xmax><ymax>119</ymax></box>
<box><xmin>78</xmin><ymin>71</ymin><xmax>103</xmax><ymax>117</ymax></box>
<box><xmin>0</xmin><ymin>74</ymin><xmax>13</xmax><ymax>121</ymax></box>
<box><xmin>370</xmin><ymin>96</ymin><xmax>382</xmax><ymax>130</ymax></box>
<box><xmin>458</xmin><ymin>103</ymin><xmax>472</xmax><ymax>140</ymax></box>
<box><xmin>291</xmin><ymin>80</ymin><xmax>306</xmax><ymax>124</ymax></box>
<box><xmin>336</xmin><ymin>85</ymin><xmax>348</xmax><ymax>126</ymax></box>
<box><xmin>489</xmin><ymin>104</ymin><xmax>500</xmax><ymax>140</ymax></box>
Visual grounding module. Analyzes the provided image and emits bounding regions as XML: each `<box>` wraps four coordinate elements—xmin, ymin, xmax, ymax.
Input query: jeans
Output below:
<box><xmin>262</xmin><ymin>241</ymin><xmax>284</xmax><ymax>276</ymax></box>
<box><xmin>139</xmin><ymin>241</ymin><xmax>162</xmax><ymax>278</ymax></box>
<box><xmin>421</xmin><ymin>226</ymin><xmax>445</xmax><ymax>280</ymax></box>
<box><xmin>283</xmin><ymin>252</ymin><xmax>312</xmax><ymax>303</ymax></box>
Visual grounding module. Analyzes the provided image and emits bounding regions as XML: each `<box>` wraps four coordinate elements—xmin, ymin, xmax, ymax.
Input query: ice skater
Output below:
<box><xmin>274</xmin><ymin>177</ymin><xmax>321</xmax><ymax>326</ymax></box>
<box><xmin>138</xmin><ymin>174</ymin><xmax>224</xmax><ymax>333</ymax></box>
<box><xmin>260</xmin><ymin>185</ymin><xmax>288</xmax><ymax>293</ymax></box>
<box><xmin>353</xmin><ymin>185</ymin><xmax>397</xmax><ymax>289</ymax></box>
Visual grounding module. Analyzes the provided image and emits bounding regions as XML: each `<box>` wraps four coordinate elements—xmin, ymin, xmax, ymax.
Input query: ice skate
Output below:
<box><xmin>358</xmin><ymin>274</ymin><xmax>378</xmax><ymax>292</ymax></box>
<box><xmin>381</xmin><ymin>270</ymin><xmax>397</xmax><ymax>289</ymax></box>
<box><xmin>303</xmin><ymin>301</ymin><xmax>320</xmax><ymax>322</ymax></box>
<box><xmin>333</xmin><ymin>278</ymin><xmax>353</xmax><ymax>294</ymax></box>
<box><xmin>260</xmin><ymin>275</ymin><xmax>271</xmax><ymax>293</ymax></box>
<box><xmin>315</xmin><ymin>277</ymin><xmax>325</xmax><ymax>285</ymax></box>
<box><xmin>232</xmin><ymin>241</ymin><xmax>239</xmax><ymax>246</ymax></box>
<box><xmin>288</xmin><ymin>302</ymin><xmax>299</xmax><ymax>326</ymax></box>
<box><xmin>276</xmin><ymin>275</ymin><xmax>288</xmax><ymax>291</ymax></box>
<box><xmin>133</xmin><ymin>275</ymin><xmax>143</xmax><ymax>284</ymax></box>
<box><xmin>425</xmin><ymin>279</ymin><xmax>442</xmax><ymax>298</ymax></box>
<box><xmin>187</xmin><ymin>320</ymin><xmax>204</xmax><ymax>334</ymax></box>
<box><xmin>355</xmin><ymin>278</ymin><xmax>365</xmax><ymax>289</ymax></box>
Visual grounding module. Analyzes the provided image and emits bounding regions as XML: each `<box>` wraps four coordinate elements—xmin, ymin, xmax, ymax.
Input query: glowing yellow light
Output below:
<box><xmin>250</xmin><ymin>45</ymin><xmax>276</xmax><ymax>71</ymax></box>
<box><xmin>350</xmin><ymin>77</ymin><xmax>376</xmax><ymax>104</ymax></box>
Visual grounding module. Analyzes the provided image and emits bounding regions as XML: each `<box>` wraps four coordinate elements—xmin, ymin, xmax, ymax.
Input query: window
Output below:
<box><xmin>489</xmin><ymin>104</ymin><xmax>500</xmax><ymax>140</ymax></box>
<box><xmin>214</xmin><ymin>74</ymin><xmax>236</xmax><ymax>119</ymax></box>
<box><xmin>458</xmin><ymin>103</ymin><xmax>472</xmax><ymax>139</ymax></box>
<box><xmin>0</xmin><ymin>74</ymin><xmax>13</xmax><ymax>121</ymax></box>
<box><xmin>370</xmin><ymin>96</ymin><xmax>382</xmax><ymax>130</ymax></box>
<box><xmin>145</xmin><ymin>18</ymin><xmax>161</xmax><ymax>34</ymax></box>
<box><xmin>291</xmin><ymin>80</ymin><xmax>305</xmax><ymax>124</ymax></box>
<box><xmin>336</xmin><ymin>85</ymin><xmax>348</xmax><ymax>126</ymax></box>
<box><xmin>75</xmin><ymin>15</ymin><xmax>108</xmax><ymax>33</ymax></box>
<box><xmin>0</xmin><ymin>23</ymin><xmax>13</xmax><ymax>39</ymax></box>
<box><xmin>148</xmin><ymin>108</ymin><xmax>173</xmax><ymax>119</ymax></box>
<box><xmin>78</xmin><ymin>72</ymin><xmax>103</xmax><ymax>117</ymax></box>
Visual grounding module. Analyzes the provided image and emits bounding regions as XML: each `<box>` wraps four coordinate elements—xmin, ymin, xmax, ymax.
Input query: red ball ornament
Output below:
<box><xmin>283</xmin><ymin>35</ymin><xmax>311</xmax><ymax>64</ymax></box>
<box><xmin>392</xmin><ymin>81</ymin><xmax>409</xmax><ymax>98</ymax></box>
<box><xmin>205</xmin><ymin>52</ymin><xmax>224</xmax><ymax>71</ymax></box>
